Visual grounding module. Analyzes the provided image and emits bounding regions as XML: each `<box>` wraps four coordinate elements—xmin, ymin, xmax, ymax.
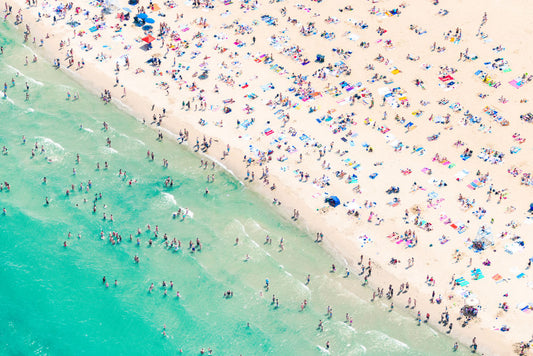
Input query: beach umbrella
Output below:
<box><xmin>122</xmin><ymin>7</ymin><xmax>131</xmax><ymax>12</ymax></box>
<box><xmin>145</xmin><ymin>17</ymin><xmax>155</xmax><ymax>24</ymax></box>
<box><xmin>142</xmin><ymin>35</ymin><xmax>156</xmax><ymax>43</ymax></box>
<box><xmin>137</xmin><ymin>13</ymin><xmax>148</xmax><ymax>19</ymax></box>
<box><xmin>464</xmin><ymin>296</ymin><xmax>479</xmax><ymax>306</ymax></box>
<box><xmin>142</xmin><ymin>25</ymin><xmax>153</xmax><ymax>31</ymax></box>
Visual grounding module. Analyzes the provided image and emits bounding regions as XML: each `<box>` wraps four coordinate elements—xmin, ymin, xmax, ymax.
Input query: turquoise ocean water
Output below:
<box><xmin>0</xmin><ymin>23</ymin><xmax>467</xmax><ymax>355</ymax></box>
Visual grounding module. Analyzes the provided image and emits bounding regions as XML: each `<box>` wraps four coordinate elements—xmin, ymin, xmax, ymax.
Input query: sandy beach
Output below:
<box><xmin>5</xmin><ymin>0</ymin><xmax>533</xmax><ymax>354</ymax></box>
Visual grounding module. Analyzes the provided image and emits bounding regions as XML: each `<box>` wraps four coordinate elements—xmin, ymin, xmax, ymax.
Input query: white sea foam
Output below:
<box><xmin>250</xmin><ymin>219</ymin><xmax>269</xmax><ymax>234</ymax></box>
<box><xmin>112</xmin><ymin>98</ymin><xmax>134</xmax><ymax>113</ymax></box>
<box><xmin>233</xmin><ymin>219</ymin><xmax>249</xmax><ymax>237</ymax></box>
<box><xmin>36</xmin><ymin>136</ymin><xmax>64</xmax><ymax>150</ymax></box>
<box><xmin>364</xmin><ymin>330</ymin><xmax>409</xmax><ymax>349</ymax></box>
<box><xmin>179</xmin><ymin>207</ymin><xmax>194</xmax><ymax>218</ymax></box>
<box><xmin>316</xmin><ymin>345</ymin><xmax>330</xmax><ymax>354</ymax></box>
<box><xmin>298</xmin><ymin>281</ymin><xmax>310</xmax><ymax>290</ymax></box>
<box><xmin>101</xmin><ymin>146</ymin><xmax>118</xmax><ymax>154</ymax></box>
<box><xmin>161</xmin><ymin>192</ymin><xmax>177</xmax><ymax>205</ymax></box>
<box><xmin>5</xmin><ymin>64</ymin><xmax>44</xmax><ymax>86</ymax></box>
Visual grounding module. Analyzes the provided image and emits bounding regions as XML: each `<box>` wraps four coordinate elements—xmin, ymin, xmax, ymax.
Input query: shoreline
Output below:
<box><xmin>4</xmin><ymin>0</ymin><xmax>533</xmax><ymax>354</ymax></box>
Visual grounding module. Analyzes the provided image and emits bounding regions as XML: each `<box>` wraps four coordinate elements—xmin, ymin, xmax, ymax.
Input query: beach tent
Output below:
<box><xmin>142</xmin><ymin>35</ymin><xmax>156</xmax><ymax>44</ymax></box>
<box><xmin>316</xmin><ymin>54</ymin><xmax>325</xmax><ymax>63</ymax></box>
<box><xmin>528</xmin><ymin>203</ymin><xmax>533</xmax><ymax>213</ymax></box>
<box><xmin>326</xmin><ymin>196</ymin><xmax>340</xmax><ymax>207</ymax></box>
<box><xmin>471</xmin><ymin>225</ymin><xmax>493</xmax><ymax>251</ymax></box>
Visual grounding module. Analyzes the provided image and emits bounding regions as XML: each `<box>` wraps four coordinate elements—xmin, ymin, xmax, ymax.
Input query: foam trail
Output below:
<box><xmin>5</xmin><ymin>64</ymin><xmax>44</xmax><ymax>86</ymax></box>
<box><xmin>233</xmin><ymin>219</ymin><xmax>251</xmax><ymax>239</ymax></box>
<box><xmin>101</xmin><ymin>146</ymin><xmax>118</xmax><ymax>154</ymax></box>
<box><xmin>35</xmin><ymin>136</ymin><xmax>64</xmax><ymax>150</ymax></box>
<box><xmin>3</xmin><ymin>97</ymin><xmax>15</xmax><ymax>105</ymax></box>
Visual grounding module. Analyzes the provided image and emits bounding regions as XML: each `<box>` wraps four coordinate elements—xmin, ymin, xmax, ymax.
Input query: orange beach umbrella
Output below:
<box><xmin>142</xmin><ymin>35</ymin><xmax>156</xmax><ymax>43</ymax></box>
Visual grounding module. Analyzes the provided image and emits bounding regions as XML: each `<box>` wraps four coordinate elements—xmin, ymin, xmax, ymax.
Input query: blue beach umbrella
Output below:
<box><xmin>145</xmin><ymin>18</ymin><xmax>155</xmax><ymax>24</ymax></box>
<box><xmin>142</xmin><ymin>25</ymin><xmax>153</xmax><ymax>31</ymax></box>
<box><xmin>326</xmin><ymin>196</ymin><xmax>341</xmax><ymax>207</ymax></box>
<box><xmin>137</xmin><ymin>13</ymin><xmax>148</xmax><ymax>19</ymax></box>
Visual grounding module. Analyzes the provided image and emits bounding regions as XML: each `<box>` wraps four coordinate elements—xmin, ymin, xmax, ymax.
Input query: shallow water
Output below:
<box><xmin>0</xmin><ymin>22</ymin><xmax>468</xmax><ymax>355</ymax></box>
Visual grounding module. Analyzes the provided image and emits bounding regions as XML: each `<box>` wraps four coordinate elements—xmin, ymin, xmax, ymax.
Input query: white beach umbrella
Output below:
<box><xmin>464</xmin><ymin>296</ymin><xmax>479</xmax><ymax>306</ymax></box>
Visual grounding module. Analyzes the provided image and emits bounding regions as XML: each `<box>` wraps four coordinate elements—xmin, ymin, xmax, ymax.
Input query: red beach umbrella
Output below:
<box><xmin>142</xmin><ymin>35</ymin><xmax>156</xmax><ymax>43</ymax></box>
